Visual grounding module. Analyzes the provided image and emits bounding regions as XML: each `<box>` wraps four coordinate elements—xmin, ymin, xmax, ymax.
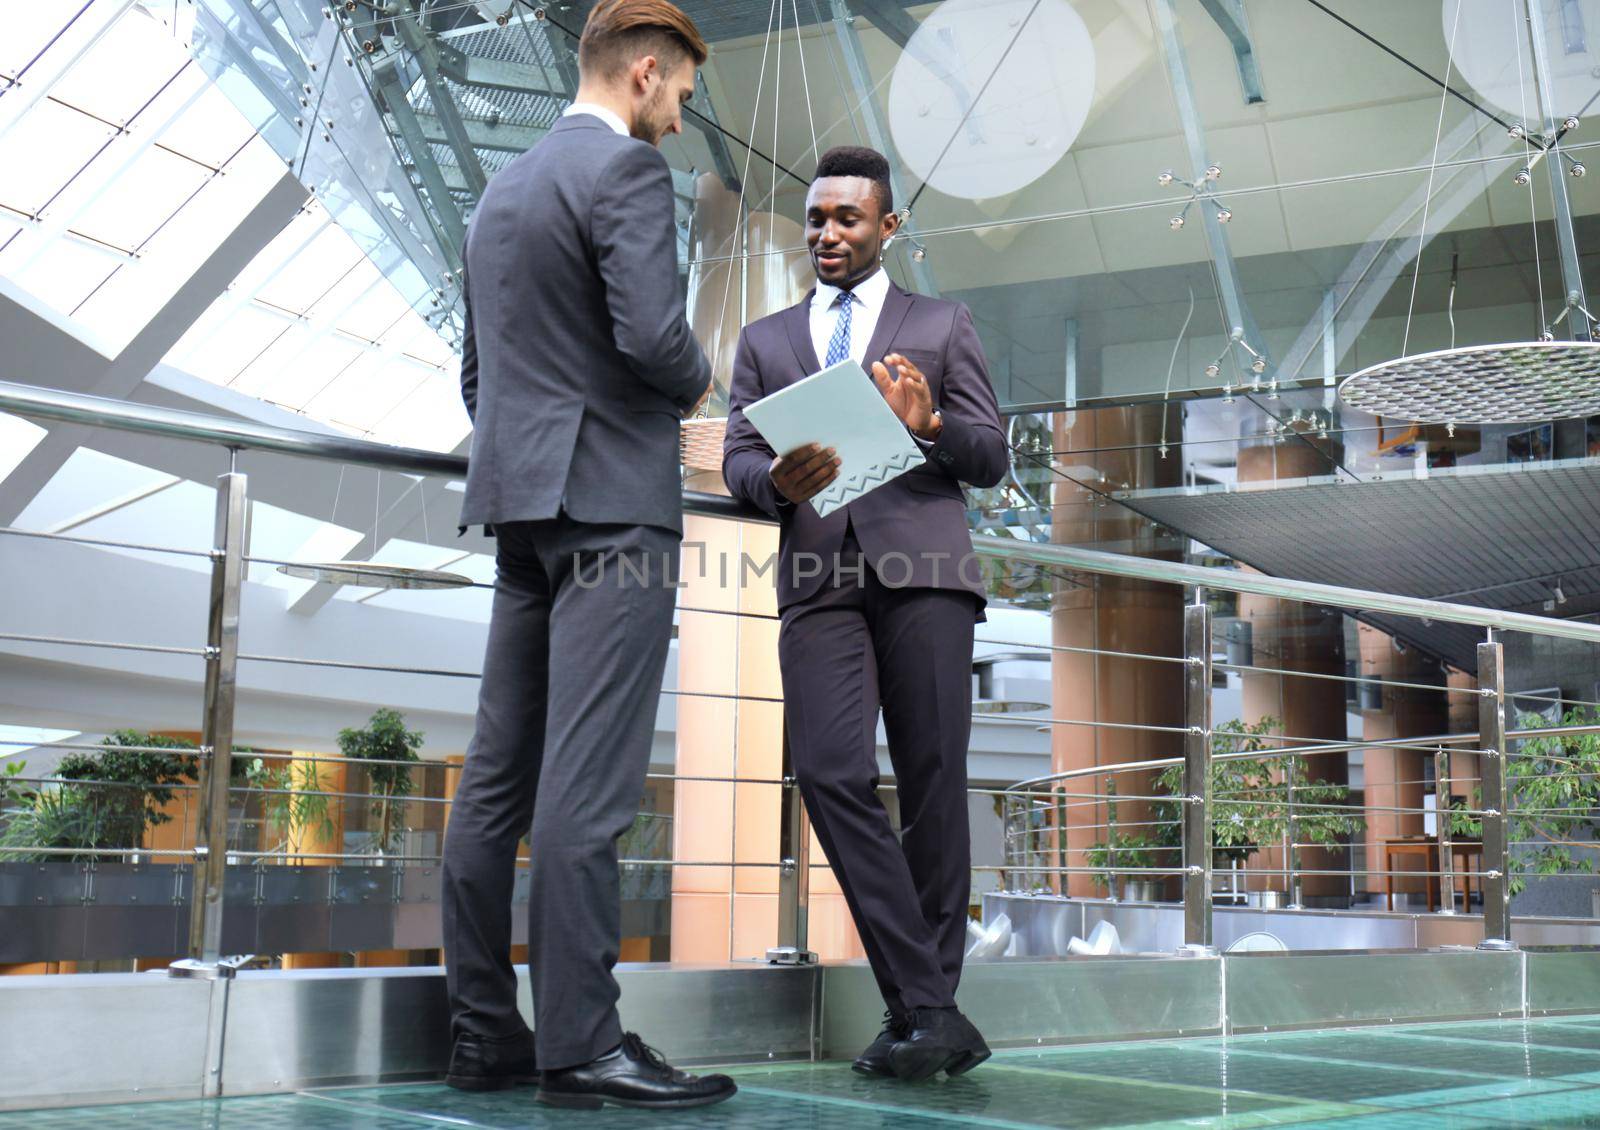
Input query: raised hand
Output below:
<box><xmin>870</xmin><ymin>354</ymin><xmax>941</xmax><ymax>440</ymax></box>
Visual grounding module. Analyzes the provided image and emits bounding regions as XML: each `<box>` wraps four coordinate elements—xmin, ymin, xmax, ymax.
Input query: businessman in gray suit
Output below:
<box><xmin>442</xmin><ymin>0</ymin><xmax>734</xmax><ymax>1111</ymax></box>
<box><xmin>722</xmin><ymin>147</ymin><xmax>1007</xmax><ymax>1082</ymax></box>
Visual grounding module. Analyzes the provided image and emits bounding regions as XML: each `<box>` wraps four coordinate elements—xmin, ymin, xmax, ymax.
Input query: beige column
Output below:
<box><xmin>1235</xmin><ymin>440</ymin><xmax>1349</xmax><ymax>901</ymax></box>
<box><xmin>1050</xmin><ymin>406</ymin><xmax>1184</xmax><ymax>898</ymax></box>
<box><xmin>1358</xmin><ymin>625</ymin><xmax>1449</xmax><ymax>907</ymax></box>
<box><xmin>671</xmin><ymin>185</ymin><xmax>863</xmax><ymax>960</ymax></box>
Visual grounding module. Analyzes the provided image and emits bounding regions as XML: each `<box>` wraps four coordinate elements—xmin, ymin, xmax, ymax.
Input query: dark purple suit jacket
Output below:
<box><xmin>722</xmin><ymin>281</ymin><xmax>1007</xmax><ymax>612</ymax></box>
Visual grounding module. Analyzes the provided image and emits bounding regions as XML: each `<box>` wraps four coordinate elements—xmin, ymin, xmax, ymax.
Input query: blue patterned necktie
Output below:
<box><xmin>824</xmin><ymin>290</ymin><xmax>854</xmax><ymax>367</ymax></box>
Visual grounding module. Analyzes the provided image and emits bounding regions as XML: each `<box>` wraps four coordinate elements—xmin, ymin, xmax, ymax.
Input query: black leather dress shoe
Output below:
<box><xmin>445</xmin><ymin>1029</ymin><xmax>539</xmax><ymax>1091</ymax></box>
<box><xmin>852</xmin><ymin>1010</ymin><xmax>908</xmax><ymax>1077</ymax></box>
<box><xmin>536</xmin><ymin>1032</ymin><xmax>737</xmax><ymax>1110</ymax></box>
<box><xmin>888</xmin><ymin>1007</ymin><xmax>991</xmax><ymax>1082</ymax></box>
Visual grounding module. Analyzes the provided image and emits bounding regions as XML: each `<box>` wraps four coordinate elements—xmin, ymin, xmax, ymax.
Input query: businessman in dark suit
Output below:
<box><xmin>722</xmin><ymin>147</ymin><xmax>1008</xmax><ymax>1082</ymax></box>
<box><xmin>442</xmin><ymin>0</ymin><xmax>735</xmax><ymax>1111</ymax></box>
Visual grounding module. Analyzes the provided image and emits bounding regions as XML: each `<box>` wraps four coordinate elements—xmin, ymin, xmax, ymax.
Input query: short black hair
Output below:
<box><xmin>812</xmin><ymin>146</ymin><xmax>893</xmax><ymax>216</ymax></box>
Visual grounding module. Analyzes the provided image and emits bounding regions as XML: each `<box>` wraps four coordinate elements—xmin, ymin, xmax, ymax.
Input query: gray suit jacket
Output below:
<box><xmin>722</xmin><ymin>282</ymin><xmax>1007</xmax><ymax>611</ymax></box>
<box><xmin>458</xmin><ymin>115</ymin><xmax>710</xmax><ymax>535</ymax></box>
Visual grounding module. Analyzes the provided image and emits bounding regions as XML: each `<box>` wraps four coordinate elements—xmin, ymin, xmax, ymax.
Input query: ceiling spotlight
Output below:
<box><xmin>1158</xmin><ymin>170</ymin><xmax>1175</xmax><ymax>186</ymax></box>
<box><xmin>1565</xmin><ymin>116</ymin><xmax>1581</xmax><ymax>133</ymax></box>
<box><xmin>1216</xmin><ymin>207</ymin><xmax>1233</xmax><ymax>223</ymax></box>
<box><xmin>1251</xmin><ymin>357</ymin><xmax>1267</xmax><ymax>374</ymax></box>
<box><xmin>1515</xmin><ymin>167</ymin><xmax>1532</xmax><ymax>186</ymax></box>
<box><xmin>1572</xmin><ymin>162</ymin><xmax>1587</xmax><ymax>178</ymax></box>
<box><xmin>1555</xmin><ymin>581</ymin><xmax>1568</xmax><ymax>605</ymax></box>
<box><xmin>1205</xmin><ymin>164</ymin><xmax>1222</xmax><ymax>180</ymax></box>
<box><xmin>1510</xmin><ymin>124</ymin><xmax>1527</xmax><ymax>140</ymax></box>
<box><xmin>1204</xmin><ymin>362</ymin><xmax>1221</xmax><ymax>378</ymax></box>
<box><xmin>1170</xmin><ymin>215</ymin><xmax>1186</xmax><ymax>230</ymax></box>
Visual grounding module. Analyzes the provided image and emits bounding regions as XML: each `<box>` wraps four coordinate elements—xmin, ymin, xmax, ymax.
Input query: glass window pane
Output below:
<box><xmin>367</xmin><ymin>370</ymin><xmax>471</xmax><ymax>452</ymax></box>
<box><xmin>6</xmin><ymin>235</ymin><xmax>119</xmax><ymax>319</ymax></box>
<box><xmin>157</xmin><ymin>81</ymin><xmax>258</xmax><ymax>168</ymax></box>
<box><xmin>336</xmin><ymin>279</ymin><xmax>412</xmax><ymax>342</ymax></box>
<box><xmin>176</xmin><ymin>303</ymin><xmax>294</xmax><ymax>386</ymax></box>
<box><xmin>49</xmin><ymin>8</ymin><xmax>186</xmax><ymax>126</ymax></box>
<box><xmin>70</xmin><ymin>145</ymin><xmax>210</xmax><ymax>249</ymax></box>
<box><xmin>255</xmin><ymin>224</ymin><xmax>364</xmax><ymax>315</ymax></box>
<box><xmin>0</xmin><ymin>99</ymin><xmax>118</xmax><ymax>217</ymax></box>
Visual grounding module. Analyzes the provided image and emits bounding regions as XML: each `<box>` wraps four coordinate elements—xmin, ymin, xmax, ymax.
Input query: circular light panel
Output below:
<box><xmin>276</xmin><ymin>562</ymin><xmax>474</xmax><ymax>589</ymax></box>
<box><xmin>1337</xmin><ymin>341</ymin><xmax>1600</xmax><ymax>423</ymax></box>
<box><xmin>1445</xmin><ymin>0</ymin><xmax>1600</xmax><ymax>120</ymax></box>
<box><xmin>887</xmin><ymin>0</ymin><xmax>1095</xmax><ymax>201</ymax></box>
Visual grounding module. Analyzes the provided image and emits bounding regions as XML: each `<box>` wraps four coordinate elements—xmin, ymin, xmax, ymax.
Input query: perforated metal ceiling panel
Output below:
<box><xmin>1118</xmin><ymin>459</ymin><xmax>1600</xmax><ymax>671</ymax></box>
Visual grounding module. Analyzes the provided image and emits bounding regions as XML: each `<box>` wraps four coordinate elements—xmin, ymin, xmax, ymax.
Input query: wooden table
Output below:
<box><xmin>1383</xmin><ymin>836</ymin><xmax>1483</xmax><ymax>912</ymax></box>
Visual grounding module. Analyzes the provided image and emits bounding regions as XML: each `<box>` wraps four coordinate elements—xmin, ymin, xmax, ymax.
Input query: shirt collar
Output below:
<box><xmin>562</xmin><ymin>102</ymin><xmax>630</xmax><ymax>138</ymax></box>
<box><xmin>814</xmin><ymin>266</ymin><xmax>890</xmax><ymax>311</ymax></box>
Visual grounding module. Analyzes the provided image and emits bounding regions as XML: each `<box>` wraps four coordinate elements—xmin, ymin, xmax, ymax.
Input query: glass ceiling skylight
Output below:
<box><xmin>0</xmin><ymin>1</ymin><xmax>285</xmax><ymax>352</ymax></box>
<box><xmin>164</xmin><ymin>194</ymin><xmax>469</xmax><ymax>451</ymax></box>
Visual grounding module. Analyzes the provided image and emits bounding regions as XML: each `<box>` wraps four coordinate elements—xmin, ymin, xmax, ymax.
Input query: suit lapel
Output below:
<box><xmin>861</xmin><ymin>282</ymin><xmax>913</xmax><ymax>372</ymax></box>
<box><xmin>784</xmin><ymin>290</ymin><xmax>821</xmax><ymax>376</ymax></box>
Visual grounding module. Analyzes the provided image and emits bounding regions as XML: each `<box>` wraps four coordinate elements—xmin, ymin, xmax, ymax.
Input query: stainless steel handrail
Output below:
<box><xmin>1006</xmin><ymin>722</ymin><xmax>1600</xmax><ymax>796</ymax></box>
<box><xmin>10</xmin><ymin>378</ymin><xmax>1600</xmax><ymax>956</ymax></box>
<box><xmin>0</xmin><ymin>380</ymin><xmax>756</xmax><ymax>525</ymax></box>
<box><xmin>9</xmin><ymin>379</ymin><xmax>1600</xmax><ymax>645</ymax></box>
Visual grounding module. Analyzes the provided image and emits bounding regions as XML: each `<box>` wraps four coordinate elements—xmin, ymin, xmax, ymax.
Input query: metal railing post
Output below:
<box><xmin>1104</xmin><ymin>773</ymin><xmax>1120</xmax><ymax>901</ymax></box>
<box><xmin>1284</xmin><ymin>753</ymin><xmax>1303</xmax><ymax>909</ymax></box>
<box><xmin>1434</xmin><ymin>746</ymin><xmax>1458</xmax><ymax>915</ymax></box>
<box><xmin>1478</xmin><ymin>634</ymin><xmax>1514</xmax><ymax>948</ymax></box>
<box><xmin>184</xmin><ymin>468</ymin><xmax>249</xmax><ymax>964</ymax></box>
<box><xmin>1182</xmin><ymin>594</ymin><xmax>1215</xmax><ymax>952</ymax></box>
<box><xmin>768</xmin><ymin>730</ymin><xmax>817</xmax><ymax>965</ymax></box>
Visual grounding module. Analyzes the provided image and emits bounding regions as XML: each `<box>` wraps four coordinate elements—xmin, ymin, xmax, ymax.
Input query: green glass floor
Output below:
<box><xmin>18</xmin><ymin>1015</ymin><xmax>1600</xmax><ymax>1128</ymax></box>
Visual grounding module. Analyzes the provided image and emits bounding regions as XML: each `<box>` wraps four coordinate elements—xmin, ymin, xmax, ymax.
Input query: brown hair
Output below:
<box><xmin>579</xmin><ymin>0</ymin><xmax>709</xmax><ymax>82</ymax></box>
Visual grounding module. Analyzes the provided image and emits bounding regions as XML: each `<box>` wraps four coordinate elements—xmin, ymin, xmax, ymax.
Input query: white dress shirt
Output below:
<box><xmin>810</xmin><ymin>267</ymin><xmax>891</xmax><ymax>369</ymax></box>
<box><xmin>562</xmin><ymin>102</ymin><xmax>630</xmax><ymax>138</ymax></box>
<box><xmin>809</xmin><ymin>266</ymin><xmax>939</xmax><ymax>448</ymax></box>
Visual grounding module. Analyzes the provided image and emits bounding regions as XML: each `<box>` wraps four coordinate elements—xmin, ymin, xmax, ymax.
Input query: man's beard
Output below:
<box><xmin>631</xmin><ymin>86</ymin><xmax>670</xmax><ymax>144</ymax></box>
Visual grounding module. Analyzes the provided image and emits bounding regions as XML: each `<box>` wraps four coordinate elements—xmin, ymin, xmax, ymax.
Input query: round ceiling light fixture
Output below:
<box><xmin>1444</xmin><ymin>0</ymin><xmax>1600</xmax><ymax>122</ymax></box>
<box><xmin>1337</xmin><ymin>340</ymin><xmax>1600</xmax><ymax>423</ymax></box>
<box><xmin>276</xmin><ymin>562</ymin><xmax>474</xmax><ymax>589</ymax></box>
<box><xmin>887</xmin><ymin>0</ymin><xmax>1095</xmax><ymax>201</ymax></box>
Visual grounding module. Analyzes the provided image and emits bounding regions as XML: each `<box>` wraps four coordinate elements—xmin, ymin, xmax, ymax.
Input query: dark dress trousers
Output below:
<box><xmin>443</xmin><ymin>114</ymin><xmax>710</xmax><ymax>1072</ymax></box>
<box><xmin>722</xmin><ymin>283</ymin><xmax>1006</xmax><ymax>1014</ymax></box>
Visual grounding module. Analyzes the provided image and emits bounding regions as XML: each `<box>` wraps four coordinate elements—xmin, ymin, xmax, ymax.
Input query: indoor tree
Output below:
<box><xmin>338</xmin><ymin>708</ymin><xmax>424</xmax><ymax>855</ymax></box>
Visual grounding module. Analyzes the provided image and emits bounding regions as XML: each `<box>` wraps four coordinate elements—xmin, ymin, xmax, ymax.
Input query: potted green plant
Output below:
<box><xmin>1148</xmin><ymin>718</ymin><xmax>1362</xmax><ymax>898</ymax></box>
<box><xmin>53</xmin><ymin>731</ymin><xmax>199</xmax><ymax>854</ymax></box>
<box><xmin>1084</xmin><ymin>834</ymin><xmax>1165</xmax><ymax>900</ymax></box>
<box><xmin>338</xmin><ymin>708</ymin><xmax>424</xmax><ymax>858</ymax></box>
<box><xmin>1452</xmin><ymin>704</ymin><xmax>1600</xmax><ymax>898</ymax></box>
<box><xmin>239</xmin><ymin>756</ymin><xmax>335</xmax><ymax>859</ymax></box>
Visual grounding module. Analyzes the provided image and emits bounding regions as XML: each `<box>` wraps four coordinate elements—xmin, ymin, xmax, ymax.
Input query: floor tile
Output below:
<box><xmin>17</xmin><ymin>1015</ymin><xmax>1600</xmax><ymax>1129</ymax></box>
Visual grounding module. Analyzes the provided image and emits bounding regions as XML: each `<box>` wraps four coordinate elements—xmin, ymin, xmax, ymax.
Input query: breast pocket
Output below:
<box><xmin>888</xmin><ymin>348</ymin><xmax>944</xmax><ymax>399</ymax></box>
